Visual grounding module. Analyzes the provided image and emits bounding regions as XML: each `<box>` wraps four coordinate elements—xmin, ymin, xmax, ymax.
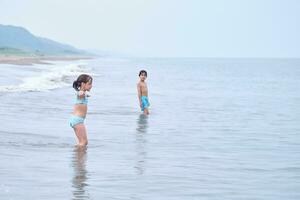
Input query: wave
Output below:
<box><xmin>0</xmin><ymin>62</ymin><xmax>93</xmax><ymax>92</ymax></box>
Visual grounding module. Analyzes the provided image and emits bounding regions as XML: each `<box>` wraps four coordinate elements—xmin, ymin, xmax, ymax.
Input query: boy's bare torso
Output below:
<box><xmin>138</xmin><ymin>81</ymin><xmax>148</xmax><ymax>96</ymax></box>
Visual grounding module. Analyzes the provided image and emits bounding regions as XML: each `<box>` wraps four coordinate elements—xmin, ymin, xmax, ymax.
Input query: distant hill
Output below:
<box><xmin>0</xmin><ymin>24</ymin><xmax>88</xmax><ymax>56</ymax></box>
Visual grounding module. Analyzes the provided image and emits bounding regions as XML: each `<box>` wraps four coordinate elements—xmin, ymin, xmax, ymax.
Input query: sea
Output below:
<box><xmin>0</xmin><ymin>57</ymin><xmax>300</xmax><ymax>199</ymax></box>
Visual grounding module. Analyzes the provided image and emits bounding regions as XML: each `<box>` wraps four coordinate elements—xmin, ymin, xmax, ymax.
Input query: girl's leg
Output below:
<box><xmin>73</xmin><ymin>124</ymin><xmax>88</xmax><ymax>146</ymax></box>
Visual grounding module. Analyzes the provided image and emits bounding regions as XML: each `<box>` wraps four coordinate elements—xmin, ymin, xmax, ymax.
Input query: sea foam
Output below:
<box><xmin>0</xmin><ymin>62</ymin><xmax>91</xmax><ymax>92</ymax></box>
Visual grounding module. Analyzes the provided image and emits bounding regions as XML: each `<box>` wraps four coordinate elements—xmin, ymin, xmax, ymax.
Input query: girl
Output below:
<box><xmin>69</xmin><ymin>74</ymin><xmax>93</xmax><ymax>146</ymax></box>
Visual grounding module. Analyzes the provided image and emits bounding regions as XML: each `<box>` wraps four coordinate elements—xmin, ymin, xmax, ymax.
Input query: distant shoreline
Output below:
<box><xmin>0</xmin><ymin>55</ymin><xmax>94</xmax><ymax>65</ymax></box>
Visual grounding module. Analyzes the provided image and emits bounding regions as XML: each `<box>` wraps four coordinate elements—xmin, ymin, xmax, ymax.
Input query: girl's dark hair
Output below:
<box><xmin>139</xmin><ymin>70</ymin><xmax>147</xmax><ymax>77</ymax></box>
<box><xmin>73</xmin><ymin>74</ymin><xmax>93</xmax><ymax>91</ymax></box>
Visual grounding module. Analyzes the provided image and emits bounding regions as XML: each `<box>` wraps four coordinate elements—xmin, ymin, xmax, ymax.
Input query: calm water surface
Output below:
<box><xmin>0</xmin><ymin>57</ymin><xmax>300</xmax><ymax>199</ymax></box>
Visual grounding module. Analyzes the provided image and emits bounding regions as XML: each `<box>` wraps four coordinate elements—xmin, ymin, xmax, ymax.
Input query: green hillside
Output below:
<box><xmin>0</xmin><ymin>24</ymin><xmax>89</xmax><ymax>56</ymax></box>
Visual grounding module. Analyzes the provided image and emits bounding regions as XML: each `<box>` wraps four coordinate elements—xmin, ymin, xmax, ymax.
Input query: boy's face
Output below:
<box><xmin>139</xmin><ymin>73</ymin><xmax>147</xmax><ymax>81</ymax></box>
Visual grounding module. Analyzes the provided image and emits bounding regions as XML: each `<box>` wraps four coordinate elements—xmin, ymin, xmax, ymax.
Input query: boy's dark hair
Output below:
<box><xmin>73</xmin><ymin>74</ymin><xmax>93</xmax><ymax>91</ymax></box>
<box><xmin>139</xmin><ymin>70</ymin><xmax>147</xmax><ymax>77</ymax></box>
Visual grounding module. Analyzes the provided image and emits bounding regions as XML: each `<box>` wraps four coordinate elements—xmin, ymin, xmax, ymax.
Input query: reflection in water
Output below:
<box><xmin>135</xmin><ymin>114</ymin><xmax>148</xmax><ymax>175</ymax></box>
<box><xmin>72</xmin><ymin>146</ymin><xmax>90</xmax><ymax>200</ymax></box>
<box><xmin>136</xmin><ymin>114</ymin><xmax>148</xmax><ymax>134</ymax></box>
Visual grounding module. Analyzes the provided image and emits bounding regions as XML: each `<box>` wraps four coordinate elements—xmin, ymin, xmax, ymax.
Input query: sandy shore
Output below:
<box><xmin>0</xmin><ymin>55</ymin><xmax>93</xmax><ymax>65</ymax></box>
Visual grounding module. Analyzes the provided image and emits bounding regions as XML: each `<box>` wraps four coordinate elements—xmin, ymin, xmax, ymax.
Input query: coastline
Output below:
<box><xmin>0</xmin><ymin>55</ymin><xmax>93</xmax><ymax>65</ymax></box>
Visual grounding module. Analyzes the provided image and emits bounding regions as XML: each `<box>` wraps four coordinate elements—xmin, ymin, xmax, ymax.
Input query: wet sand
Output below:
<box><xmin>0</xmin><ymin>55</ymin><xmax>92</xmax><ymax>65</ymax></box>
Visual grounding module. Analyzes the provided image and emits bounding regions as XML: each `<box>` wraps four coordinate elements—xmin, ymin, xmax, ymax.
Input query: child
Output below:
<box><xmin>69</xmin><ymin>74</ymin><xmax>93</xmax><ymax>147</ymax></box>
<box><xmin>137</xmin><ymin>70</ymin><xmax>150</xmax><ymax>115</ymax></box>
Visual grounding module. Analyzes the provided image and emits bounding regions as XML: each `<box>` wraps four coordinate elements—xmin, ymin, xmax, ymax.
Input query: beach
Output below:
<box><xmin>1</xmin><ymin>57</ymin><xmax>300</xmax><ymax>199</ymax></box>
<box><xmin>0</xmin><ymin>55</ymin><xmax>92</xmax><ymax>65</ymax></box>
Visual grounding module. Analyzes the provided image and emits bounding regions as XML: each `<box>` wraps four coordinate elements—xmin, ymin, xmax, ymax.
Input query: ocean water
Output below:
<box><xmin>0</xmin><ymin>57</ymin><xmax>300</xmax><ymax>200</ymax></box>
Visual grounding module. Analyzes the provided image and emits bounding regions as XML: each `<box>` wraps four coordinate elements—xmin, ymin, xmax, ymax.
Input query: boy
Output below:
<box><xmin>137</xmin><ymin>70</ymin><xmax>150</xmax><ymax>115</ymax></box>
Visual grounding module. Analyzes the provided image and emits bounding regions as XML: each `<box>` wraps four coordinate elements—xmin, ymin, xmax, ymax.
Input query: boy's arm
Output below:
<box><xmin>137</xmin><ymin>83</ymin><xmax>142</xmax><ymax>107</ymax></box>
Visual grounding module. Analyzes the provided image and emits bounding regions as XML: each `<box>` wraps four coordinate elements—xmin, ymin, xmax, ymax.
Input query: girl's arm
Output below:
<box><xmin>77</xmin><ymin>90</ymin><xmax>86</xmax><ymax>98</ymax></box>
<box><xmin>85</xmin><ymin>91</ymin><xmax>91</xmax><ymax>97</ymax></box>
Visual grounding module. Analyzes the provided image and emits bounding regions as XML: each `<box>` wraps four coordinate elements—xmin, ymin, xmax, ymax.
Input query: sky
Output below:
<box><xmin>0</xmin><ymin>0</ymin><xmax>300</xmax><ymax>57</ymax></box>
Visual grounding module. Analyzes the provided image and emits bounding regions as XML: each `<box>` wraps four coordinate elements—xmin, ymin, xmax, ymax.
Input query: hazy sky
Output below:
<box><xmin>0</xmin><ymin>0</ymin><xmax>299</xmax><ymax>57</ymax></box>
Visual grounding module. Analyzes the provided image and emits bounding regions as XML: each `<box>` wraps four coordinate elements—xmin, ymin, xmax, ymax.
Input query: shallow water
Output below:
<box><xmin>0</xmin><ymin>57</ymin><xmax>300</xmax><ymax>199</ymax></box>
